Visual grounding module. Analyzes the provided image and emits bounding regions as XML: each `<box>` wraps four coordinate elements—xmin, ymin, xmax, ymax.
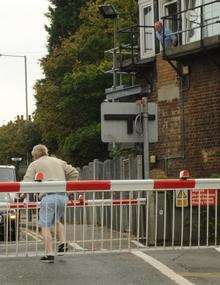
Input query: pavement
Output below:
<box><xmin>0</xmin><ymin>248</ymin><xmax>220</xmax><ymax>285</ymax></box>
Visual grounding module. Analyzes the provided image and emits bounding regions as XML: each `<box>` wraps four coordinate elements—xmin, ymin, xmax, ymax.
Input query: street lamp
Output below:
<box><xmin>99</xmin><ymin>4</ymin><xmax>118</xmax><ymax>19</ymax></box>
<box><xmin>0</xmin><ymin>54</ymin><xmax>29</xmax><ymax>121</ymax></box>
<box><xmin>99</xmin><ymin>4</ymin><xmax>119</xmax><ymax>89</ymax></box>
<box><xmin>99</xmin><ymin>4</ymin><xmax>118</xmax><ymax>47</ymax></box>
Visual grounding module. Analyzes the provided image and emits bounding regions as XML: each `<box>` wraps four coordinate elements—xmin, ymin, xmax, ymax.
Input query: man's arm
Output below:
<box><xmin>21</xmin><ymin>163</ymin><xmax>36</xmax><ymax>201</ymax></box>
<box><xmin>63</xmin><ymin>162</ymin><xmax>79</xmax><ymax>181</ymax></box>
<box><xmin>23</xmin><ymin>163</ymin><xmax>36</xmax><ymax>181</ymax></box>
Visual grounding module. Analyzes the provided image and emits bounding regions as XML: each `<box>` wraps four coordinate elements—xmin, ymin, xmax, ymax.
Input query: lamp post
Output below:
<box><xmin>99</xmin><ymin>4</ymin><xmax>119</xmax><ymax>151</ymax></box>
<box><xmin>99</xmin><ymin>4</ymin><xmax>119</xmax><ymax>89</ymax></box>
<box><xmin>0</xmin><ymin>54</ymin><xmax>29</xmax><ymax>121</ymax></box>
<box><xmin>0</xmin><ymin>54</ymin><xmax>30</xmax><ymax>166</ymax></box>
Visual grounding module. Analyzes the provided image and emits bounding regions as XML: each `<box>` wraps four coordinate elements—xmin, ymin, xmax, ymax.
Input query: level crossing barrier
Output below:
<box><xmin>0</xmin><ymin>178</ymin><xmax>219</xmax><ymax>257</ymax></box>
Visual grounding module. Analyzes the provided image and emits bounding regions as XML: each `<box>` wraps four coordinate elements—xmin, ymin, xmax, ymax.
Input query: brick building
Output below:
<box><xmin>138</xmin><ymin>0</ymin><xmax>220</xmax><ymax>177</ymax></box>
<box><xmin>103</xmin><ymin>0</ymin><xmax>220</xmax><ymax>178</ymax></box>
<box><xmin>150</xmin><ymin>51</ymin><xmax>219</xmax><ymax>178</ymax></box>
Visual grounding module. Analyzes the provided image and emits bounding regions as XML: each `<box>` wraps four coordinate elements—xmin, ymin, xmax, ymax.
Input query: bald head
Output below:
<box><xmin>154</xmin><ymin>21</ymin><xmax>163</xmax><ymax>32</ymax></box>
<box><xmin>31</xmin><ymin>144</ymin><xmax>48</xmax><ymax>160</ymax></box>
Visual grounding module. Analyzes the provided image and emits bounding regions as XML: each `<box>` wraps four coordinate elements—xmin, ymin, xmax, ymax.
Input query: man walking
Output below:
<box><xmin>23</xmin><ymin>144</ymin><xmax>79</xmax><ymax>263</ymax></box>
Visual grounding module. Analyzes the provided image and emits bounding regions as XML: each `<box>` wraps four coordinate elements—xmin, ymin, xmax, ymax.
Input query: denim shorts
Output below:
<box><xmin>39</xmin><ymin>194</ymin><xmax>68</xmax><ymax>228</ymax></box>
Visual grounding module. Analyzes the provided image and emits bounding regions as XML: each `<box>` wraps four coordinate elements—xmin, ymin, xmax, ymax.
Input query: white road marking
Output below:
<box><xmin>21</xmin><ymin>229</ymin><xmax>42</xmax><ymax>242</ymax></box>
<box><xmin>215</xmin><ymin>247</ymin><xmax>220</xmax><ymax>253</ymax></box>
<box><xmin>131</xmin><ymin>240</ymin><xmax>145</xmax><ymax>248</ymax></box>
<box><xmin>132</xmin><ymin>251</ymin><xmax>194</xmax><ymax>285</ymax></box>
<box><xmin>69</xmin><ymin>242</ymin><xmax>85</xmax><ymax>250</ymax></box>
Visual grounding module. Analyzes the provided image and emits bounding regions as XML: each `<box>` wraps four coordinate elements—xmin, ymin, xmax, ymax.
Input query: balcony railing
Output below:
<box><xmin>118</xmin><ymin>25</ymin><xmax>156</xmax><ymax>71</ymax></box>
<box><xmin>161</xmin><ymin>0</ymin><xmax>220</xmax><ymax>57</ymax></box>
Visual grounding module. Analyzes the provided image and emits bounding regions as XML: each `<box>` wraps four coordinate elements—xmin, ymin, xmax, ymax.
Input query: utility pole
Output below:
<box><xmin>24</xmin><ymin>55</ymin><xmax>29</xmax><ymax>121</ymax></box>
<box><xmin>142</xmin><ymin>97</ymin><xmax>149</xmax><ymax>178</ymax></box>
<box><xmin>141</xmin><ymin>97</ymin><xmax>155</xmax><ymax>245</ymax></box>
<box><xmin>0</xmin><ymin>54</ymin><xmax>29</xmax><ymax>121</ymax></box>
<box><xmin>0</xmin><ymin>53</ymin><xmax>29</xmax><ymax>166</ymax></box>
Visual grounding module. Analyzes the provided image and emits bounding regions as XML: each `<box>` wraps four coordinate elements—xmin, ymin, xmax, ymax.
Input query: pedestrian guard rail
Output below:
<box><xmin>0</xmin><ymin>178</ymin><xmax>219</xmax><ymax>257</ymax></box>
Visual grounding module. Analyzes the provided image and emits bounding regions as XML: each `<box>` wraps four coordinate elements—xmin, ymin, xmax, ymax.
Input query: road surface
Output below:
<box><xmin>0</xmin><ymin>248</ymin><xmax>220</xmax><ymax>285</ymax></box>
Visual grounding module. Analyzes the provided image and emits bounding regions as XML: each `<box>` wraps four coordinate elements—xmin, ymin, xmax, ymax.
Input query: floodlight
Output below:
<box><xmin>99</xmin><ymin>4</ymin><xmax>118</xmax><ymax>19</ymax></box>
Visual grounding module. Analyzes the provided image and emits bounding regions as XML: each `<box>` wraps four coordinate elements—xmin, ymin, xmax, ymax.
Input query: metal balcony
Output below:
<box><xmin>161</xmin><ymin>0</ymin><xmax>220</xmax><ymax>62</ymax></box>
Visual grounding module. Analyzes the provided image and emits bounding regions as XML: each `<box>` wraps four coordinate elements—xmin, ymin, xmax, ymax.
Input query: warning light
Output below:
<box><xmin>35</xmin><ymin>172</ymin><xmax>44</xmax><ymax>182</ymax></box>
<box><xmin>179</xmin><ymin>170</ymin><xmax>189</xmax><ymax>180</ymax></box>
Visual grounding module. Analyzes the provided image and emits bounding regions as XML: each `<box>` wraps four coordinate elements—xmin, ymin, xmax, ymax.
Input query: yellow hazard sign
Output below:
<box><xmin>176</xmin><ymin>190</ymin><xmax>188</xmax><ymax>207</ymax></box>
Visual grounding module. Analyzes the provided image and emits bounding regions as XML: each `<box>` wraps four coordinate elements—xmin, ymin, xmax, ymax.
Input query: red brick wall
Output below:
<box><xmin>184</xmin><ymin>57</ymin><xmax>220</xmax><ymax>177</ymax></box>
<box><xmin>149</xmin><ymin>53</ymin><xmax>220</xmax><ymax>178</ymax></box>
<box><xmin>156</xmin><ymin>55</ymin><xmax>177</xmax><ymax>88</ymax></box>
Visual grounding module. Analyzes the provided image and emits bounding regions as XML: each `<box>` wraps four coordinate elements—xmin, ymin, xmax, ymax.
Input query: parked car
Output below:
<box><xmin>0</xmin><ymin>165</ymin><xmax>19</xmax><ymax>241</ymax></box>
<box><xmin>0</xmin><ymin>193</ymin><xmax>18</xmax><ymax>241</ymax></box>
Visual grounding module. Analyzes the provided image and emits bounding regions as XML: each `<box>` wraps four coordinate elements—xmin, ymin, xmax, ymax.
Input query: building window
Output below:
<box><xmin>184</xmin><ymin>0</ymin><xmax>201</xmax><ymax>43</ymax></box>
<box><xmin>158</xmin><ymin>0</ymin><xmax>178</xmax><ymax>49</ymax></box>
<box><xmin>139</xmin><ymin>0</ymin><xmax>155</xmax><ymax>59</ymax></box>
<box><xmin>144</xmin><ymin>5</ymin><xmax>154</xmax><ymax>52</ymax></box>
<box><xmin>183</xmin><ymin>0</ymin><xmax>220</xmax><ymax>44</ymax></box>
<box><xmin>164</xmin><ymin>1</ymin><xmax>178</xmax><ymax>33</ymax></box>
<box><xmin>200</xmin><ymin>0</ymin><xmax>219</xmax><ymax>38</ymax></box>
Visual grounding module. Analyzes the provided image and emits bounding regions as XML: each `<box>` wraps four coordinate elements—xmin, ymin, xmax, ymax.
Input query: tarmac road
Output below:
<box><xmin>0</xmin><ymin>248</ymin><xmax>220</xmax><ymax>285</ymax></box>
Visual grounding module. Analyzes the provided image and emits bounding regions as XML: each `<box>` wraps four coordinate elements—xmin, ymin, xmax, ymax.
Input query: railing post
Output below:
<box><xmin>131</xmin><ymin>26</ymin><xmax>134</xmax><ymax>66</ymax></box>
<box><xmin>162</xmin><ymin>16</ymin><xmax>166</xmax><ymax>56</ymax></box>
<box><xmin>200</xmin><ymin>3</ymin><xmax>204</xmax><ymax>48</ymax></box>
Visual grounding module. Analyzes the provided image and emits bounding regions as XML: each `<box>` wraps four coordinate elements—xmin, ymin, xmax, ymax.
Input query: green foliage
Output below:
<box><xmin>34</xmin><ymin>0</ymin><xmax>138</xmax><ymax>166</ymax></box>
<box><xmin>46</xmin><ymin>0</ymin><xmax>87</xmax><ymax>51</ymax></box>
<box><xmin>210</xmin><ymin>173</ymin><xmax>220</xmax><ymax>178</ymax></box>
<box><xmin>0</xmin><ymin>120</ymin><xmax>41</xmax><ymax>165</ymax></box>
<box><xmin>0</xmin><ymin>0</ymin><xmax>138</xmax><ymax>169</ymax></box>
<box><xmin>61</xmin><ymin>123</ymin><xmax>108</xmax><ymax>166</ymax></box>
<box><xmin>109</xmin><ymin>144</ymin><xmax>139</xmax><ymax>159</ymax></box>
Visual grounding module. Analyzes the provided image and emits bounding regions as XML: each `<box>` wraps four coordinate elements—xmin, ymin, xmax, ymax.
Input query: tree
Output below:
<box><xmin>61</xmin><ymin>123</ymin><xmax>108</xmax><ymax>166</ymax></box>
<box><xmin>34</xmin><ymin>0</ymin><xmax>138</xmax><ymax>166</ymax></box>
<box><xmin>0</xmin><ymin>120</ymin><xmax>41</xmax><ymax>165</ymax></box>
<box><xmin>46</xmin><ymin>0</ymin><xmax>87</xmax><ymax>51</ymax></box>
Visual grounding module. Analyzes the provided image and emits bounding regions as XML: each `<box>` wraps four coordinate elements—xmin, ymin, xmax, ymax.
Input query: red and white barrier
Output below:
<box><xmin>0</xmin><ymin>178</ymin><xmax>219</xmax><ymax>193</ymax></box>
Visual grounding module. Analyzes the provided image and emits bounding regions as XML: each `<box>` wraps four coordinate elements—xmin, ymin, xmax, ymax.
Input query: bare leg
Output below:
<box><xmin>41</xmin><ymin>227</ymin><xmax>53</xmax><ymax>255</ymax></box>
<box><xmin>56</xmin><ymin>222</ymin><xmax>65</xmax><ymax>243</ymax></box>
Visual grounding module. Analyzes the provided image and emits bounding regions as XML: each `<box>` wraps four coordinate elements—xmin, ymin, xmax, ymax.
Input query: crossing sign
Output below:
<box><xmin>101</xmin><ymin>102</ymin><xmax>158</xmax><ymax>143</ymax></box>
<box><xmin>176</xmin><ymin>190</ymin><xmax>188</xmax><ymax>207</ymax></box>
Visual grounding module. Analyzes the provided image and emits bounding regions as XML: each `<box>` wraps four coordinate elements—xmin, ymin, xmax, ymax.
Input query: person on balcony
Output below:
<box><xmin>23</xmin><ymin>144</ymin><xmax>79</xmax><ymax>263</ymax></box>
<box><xmin>154</xmin><ymin>21</ymin><xmax>178</xmax><ymax>48</ymax></box>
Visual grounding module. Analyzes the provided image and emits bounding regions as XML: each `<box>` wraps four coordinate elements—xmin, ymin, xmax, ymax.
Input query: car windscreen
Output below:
<box><xmin>0</xmin><ymin>168</ymin><xmax>16</xmax><ymax>181</ymax></box>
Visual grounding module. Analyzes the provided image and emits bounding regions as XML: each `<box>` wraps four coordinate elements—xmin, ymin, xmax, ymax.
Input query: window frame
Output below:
<box><xmin>139</xmin><ymin>0</ymin><xmax>155</xmax><ymax>59</ymax></box>
<box><xmin>164</xmin><ymin>0</ymin><xmax>178</xmax><ymax>32</ymax></box>
<box><xmin>182</xmin><ymin>0</ymin><xmax>220</xmax><ymax>44</ymax></box>
<box><xmin>158</xmin><ymin>0</ymin><xmax>178</xmax><ymax>51</ymax></box>
<box><xmin>181</xmin><ymin>0</ymin><xmax>202</xmax><ymax>44</ymax></box>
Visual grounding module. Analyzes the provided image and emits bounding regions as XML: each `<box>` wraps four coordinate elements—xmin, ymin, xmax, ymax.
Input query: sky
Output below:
<box><xmin>0</xmin><ymin>0</ymin><xmax>49</xmax><ymax>126</ymax></box>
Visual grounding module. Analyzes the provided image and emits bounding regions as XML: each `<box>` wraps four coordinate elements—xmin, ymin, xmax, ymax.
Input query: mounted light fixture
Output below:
<box><xmin>98</xmin><ymin>4</ymin><xmax>119</xmax><ymax>90</ymax></box>
<box><xmin>99</xmin><ymin>4</ymin><xmax>118</xmax><ymax>19</ymax></box>
<box><xmin>182</xmin><ymin>65</ymin><xmax>190</xmax><ymax>75</ymax></box>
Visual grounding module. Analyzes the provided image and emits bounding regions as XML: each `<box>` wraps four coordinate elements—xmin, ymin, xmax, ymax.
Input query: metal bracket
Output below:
<box><xmin>162</xmin><ymin>52</ymin><xmax>185</xmax><ymax>80</ymax></box>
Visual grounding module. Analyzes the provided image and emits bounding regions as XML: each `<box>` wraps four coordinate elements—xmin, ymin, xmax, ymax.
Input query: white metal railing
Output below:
<box><xmin>162</xmin><ymin>0</ymin><xmax>220</xmax><ymax>49</ymax></box>
<box><xmin>0</xmin><ymin>178</ymin><xmax>219</xmax><ymax>257</ymax></box>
